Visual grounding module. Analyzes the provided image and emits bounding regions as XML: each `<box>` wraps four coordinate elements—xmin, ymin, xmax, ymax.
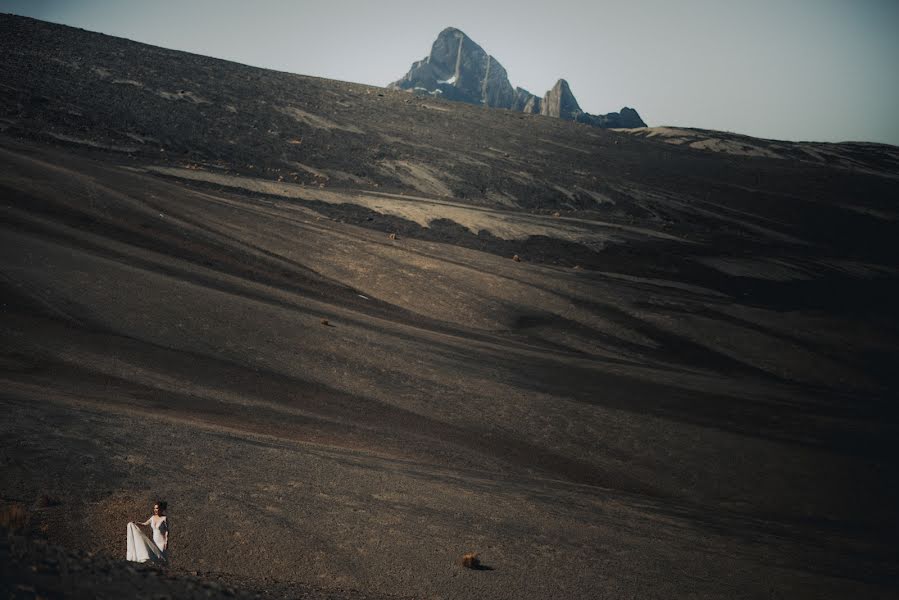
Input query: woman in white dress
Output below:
<box><xmin>126</xmin><ymin>500</ymin><xmax>169</xmax><ymax>563</ymax></box>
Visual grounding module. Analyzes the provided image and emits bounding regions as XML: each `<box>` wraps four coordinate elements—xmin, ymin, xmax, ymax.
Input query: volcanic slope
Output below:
<box><xmin>2</xmin><ymin>13</ymin><xmax>899</xmax><ymax>600</ymax></box>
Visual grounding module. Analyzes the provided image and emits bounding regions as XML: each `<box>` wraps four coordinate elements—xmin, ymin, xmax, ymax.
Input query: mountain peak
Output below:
<box><xmin>437</xmin><ymin>26</ymin><xmax>465</xmax><ymax>37</ymax></box>
<box><xmin>389</xmin><ymin>29</ymin><xmax>645</xmax><ymax>129</ymax></box>
<box><xmin>392</xmin><ymin>26</ymin><xmax>514</xmax><ymax>107</ymax></box>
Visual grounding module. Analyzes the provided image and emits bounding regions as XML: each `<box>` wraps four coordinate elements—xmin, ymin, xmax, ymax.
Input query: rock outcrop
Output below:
<box><xmin>512</xmin><ymin>87</ymin><xmax>541</xmax><ymax>114</ymax></box>
<box><xmin>583</xmin><ymin>106</ymin><xmax>647</xmax><ymax>128</ymax></box>
<box><xmin>389</xmin><ymin>28</ymin><xmax>646</xmax><ymax>129</ymax></box>
<box><xmin>389</xmin><ymin>27</ymin><xmax>515</xmax><ymax>108</ymax></box>
<box><xmin>540</xmin><ymin>79</ymin><xmax>582</xmax><ymax>120</ymax></box>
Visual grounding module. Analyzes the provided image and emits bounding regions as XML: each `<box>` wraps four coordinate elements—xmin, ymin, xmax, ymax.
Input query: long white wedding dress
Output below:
<box><xmin>126</xmin><ymin>516</ymin><xmax>168</xmax><ymax>563</ymax></box>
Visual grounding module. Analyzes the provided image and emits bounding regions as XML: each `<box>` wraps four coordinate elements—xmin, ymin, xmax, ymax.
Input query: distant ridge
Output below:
<box><xmin>389</xmin><ymin>27</ymin><xmax>646</xmax><ymax>128</ymax></box>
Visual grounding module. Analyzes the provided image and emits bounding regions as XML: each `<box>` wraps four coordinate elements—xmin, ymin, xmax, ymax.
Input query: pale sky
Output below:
<box><xmin>3</xmin><ymin>0</ymin><xmax>898</xmax><ymax>145</ymax></box>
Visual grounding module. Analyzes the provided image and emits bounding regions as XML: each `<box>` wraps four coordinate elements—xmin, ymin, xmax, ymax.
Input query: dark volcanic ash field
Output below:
<box><xmin>2</xmin><ymin>14</ymin><xmax>899</xmax><ymax>600</ymax></box>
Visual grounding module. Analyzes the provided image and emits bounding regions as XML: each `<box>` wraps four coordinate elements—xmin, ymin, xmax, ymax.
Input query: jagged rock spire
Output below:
<box><xmin>541</xmin><ymin>79</ymin><xmax>582</xmax><ymax>120</ymax></box>
<box><xmin>389</xmin><ymin>27</ymin><xmax>515</xmax><ymax>108</ymax></box>
<box><xmin>389</xmin><ymin>29</ymin><xmax>646</xmax><ymax>129</ymax></box>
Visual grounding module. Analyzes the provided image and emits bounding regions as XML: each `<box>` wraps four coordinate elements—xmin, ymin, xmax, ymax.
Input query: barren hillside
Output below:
<box><xmin>1</xmin><ymin>14</ymin><xmax>898</xmax><ymax>600</ymax></box>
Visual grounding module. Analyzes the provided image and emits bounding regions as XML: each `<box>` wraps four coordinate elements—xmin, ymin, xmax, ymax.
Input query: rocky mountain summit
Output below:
<box><xmin>389</xmin><ymin>27</ymin><xmax>646</xmax><ymax>128</ymax></box>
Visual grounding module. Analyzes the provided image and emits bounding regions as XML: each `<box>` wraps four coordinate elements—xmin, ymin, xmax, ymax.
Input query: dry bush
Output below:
<box><xmin>0</xmin><ymin>502</ymin><xmax>28</xmax><ymax>532</ymax></box>
<box><xmin>460</xmin><ymin>552</ymin><xmax>480</xmax><ymax>569</ymax></box>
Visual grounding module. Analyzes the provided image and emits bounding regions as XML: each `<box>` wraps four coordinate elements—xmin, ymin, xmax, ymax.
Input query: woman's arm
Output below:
<box><xmin>141</xmin><ymin>517</ymin><xmax>151</xmax><ymax>526</ymax></box>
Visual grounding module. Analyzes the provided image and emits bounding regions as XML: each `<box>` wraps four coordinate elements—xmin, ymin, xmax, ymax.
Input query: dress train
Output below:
<box><xmin>126</xmin><ymin>522</ymin><xmax>165</xmax><ymax>563</ymax></box>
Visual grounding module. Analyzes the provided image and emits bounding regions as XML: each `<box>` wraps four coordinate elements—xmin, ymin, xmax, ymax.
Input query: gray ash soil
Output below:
<box><xmin>2</xmin><ymin>13</ymin><xmax>899</xmax><ymax>600</ymax></box>
<box><xmin>1</xmin><ymin>534</ymin><xmax>409</xmax><ymax>599</ymax></box>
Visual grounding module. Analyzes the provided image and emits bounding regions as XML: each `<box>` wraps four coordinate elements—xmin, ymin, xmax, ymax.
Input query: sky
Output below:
<box><xmin>3</xmin><ymin>0</ymin><xmax>898</xmax><ymax>145</ymax></box>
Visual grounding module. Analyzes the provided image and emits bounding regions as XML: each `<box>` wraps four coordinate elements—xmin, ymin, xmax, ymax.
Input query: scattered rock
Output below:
<box><xmin>388</xmin><ymin>233</ymin><xmax>397</xmax><ymax>240</ymax></box>
<box><xmin>512</xmin><ymin>254</ymin><xmax>521</xmax><ymax>262</ymax></box>
<box><xmin>320</xmin><ymin>318</ymin><xmax>330</xmax><ymax>326</ymax></box>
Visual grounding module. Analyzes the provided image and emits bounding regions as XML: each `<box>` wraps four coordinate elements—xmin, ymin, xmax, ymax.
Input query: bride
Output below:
<box><xmin>126</xmin><ymin>501</ymin><xmax>169</xmax><ymax>563</ymax></box>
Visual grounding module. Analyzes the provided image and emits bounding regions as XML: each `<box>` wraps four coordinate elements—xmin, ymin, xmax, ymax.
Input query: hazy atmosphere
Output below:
<box><xmin>3</xmin><ymin>0</ymin><xmax>898</xmax><ymax>145</ymax></box>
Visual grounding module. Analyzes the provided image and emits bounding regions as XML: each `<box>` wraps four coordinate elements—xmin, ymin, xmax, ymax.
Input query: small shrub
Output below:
<box><xmin>460</xmin><ymin>552</ymin><xmax>480</xmax><ymax>569</ymax></box>
<box><xmin>0</xmin><ymin>503</ymin><xmax>28</xmax><ymax>532</ymax></box>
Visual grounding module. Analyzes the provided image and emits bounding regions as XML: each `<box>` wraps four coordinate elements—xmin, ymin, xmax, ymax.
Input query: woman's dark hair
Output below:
<box><xmin>155</xmin><ymin>500</ymin><xmax>168</xmax><ymax>512</ymax></box>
